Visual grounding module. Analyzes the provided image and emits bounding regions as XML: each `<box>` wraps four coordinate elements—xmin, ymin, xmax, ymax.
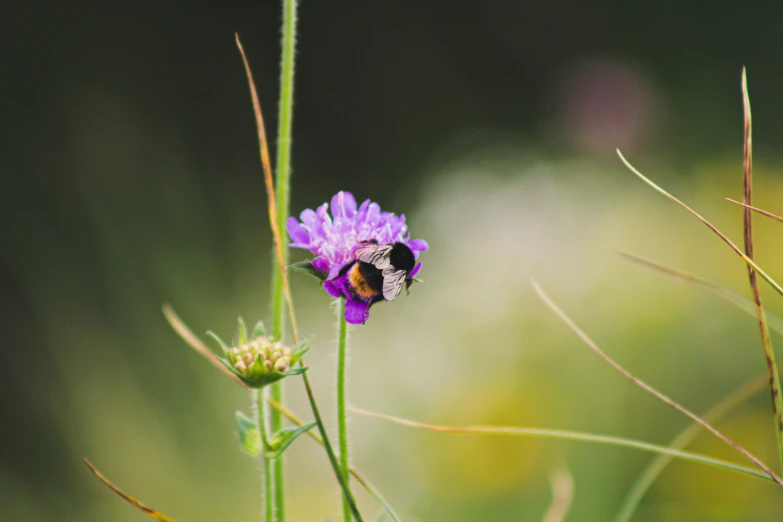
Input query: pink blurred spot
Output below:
<box><xmin>557</xmin><ymin>58</ymin><xmax>657</xmax><ymax>154</ymax></box>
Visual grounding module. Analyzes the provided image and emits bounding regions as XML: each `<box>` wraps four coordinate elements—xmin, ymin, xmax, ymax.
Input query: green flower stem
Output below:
<box><xmin>254</xmin><ymin>388</ymin><xmax>274</xmax><ymax>521</ymax></box>
<box><xmin>269</xmin><ymin>1</ymin><xmax>299</xmax><ymax>520</ymax></box>
<box><xmin>336</xmin><ymin>299</ymin><xmax>352</xmax><ymax>522</ymax></box>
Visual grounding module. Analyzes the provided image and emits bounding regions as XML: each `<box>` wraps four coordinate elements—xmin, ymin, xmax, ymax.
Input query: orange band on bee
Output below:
<box><xmin>349</xmin><ymin>263</ymin><xmax>380</xmax><ymax>300</ymax></box>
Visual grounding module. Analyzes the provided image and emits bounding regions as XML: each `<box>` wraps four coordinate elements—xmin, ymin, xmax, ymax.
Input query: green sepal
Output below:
<box><xmin>287</xmin><ymin>260</ymin><xmax>327</xmax><ymax>281</ymax></box>
<box><xmin>252</xmin><ymin>320</ymin><xmax>266</xmax><ymax>339</ymax></box>
<box><xmin>237</xmin><ymin>317</ymin><xmax>248</xmax><ymax>345</ymax></box>
<box><xmin>249</xmin><ymin>353</ymin><xmax>266</xmax><ymax>376</ymax></box>
<box><xmin>216</xmin><ymin>357</ymin><xmax>308</xmax><ymax>388</ymax></box>
<box><xmin>235</xmin><ymin>411</ymin><xmax>262</xmax><ymax>455</ymax></box>
<box><xmin>207</xmin><ymin>331</ymin><xmax>231</xmax><ymax>358</ymax></box>
<box><xmin>412</xmin><ymin>277</ymin><xmax>423</xmax><ymax>283</ymax></box>
<box><xmin>266</xmin><ymin>421</ymin><xmax>317</xmax><ymax>459</ymax></box>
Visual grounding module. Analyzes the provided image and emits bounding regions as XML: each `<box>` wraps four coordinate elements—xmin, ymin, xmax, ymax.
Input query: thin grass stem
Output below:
<box><xmin>348</xmin><ymin>405</ymin><xmax>774</xmax><ymax>483</ymax></box>
<box><xmin>726</xmin><ymin>199</ymin><xmax>783</xmax><ymax>223</ymax></box>
<box><xmin>616</xmin><ymin>150</ymin><xmax>783</xmax><ymax>299</ymax></box>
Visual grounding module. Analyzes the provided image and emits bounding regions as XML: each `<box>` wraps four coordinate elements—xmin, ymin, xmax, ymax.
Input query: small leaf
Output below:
<box><xmin>293</xmin><ymin>336</ymin><xmax>313</xmax><ymax>352</ymax></box>
<box><xmin>237</xmin><ymin>317</ymin><xmax>248</xmax><ymax>345</ymax></box>
<box><xmin>290</xmin><ymin>336</ymin><xmax>313</xmax><ymax>366</ymax></box>
<box><xmin>252</xmin><ymin>320</ymin><xmax>266</xmax><ymax>339</ymax></box>
<box><xmin>266</xmin><ymin>421</ymin><xmax>317</xmax><ymax>459</ymax></box>
<box><xmin>287</xmin><ymin>260</ymin><xmax>327</xmax><ymax>281</ymax></box>
<box><xmin>235</xmin><ymin>411</ymin><xmax>262</xmax><ymax>455</ymax></box>
<box><xmin>207</xmin><ymin>331</ymin><xmax>231</xmax><ymax>357</ymax></box>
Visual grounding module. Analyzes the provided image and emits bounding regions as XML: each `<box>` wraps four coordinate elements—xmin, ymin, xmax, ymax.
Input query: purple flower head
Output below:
<box><xmin>287</xmin><ymin>191</ymin><xmax>428</xmax><ymax>324</ymax></box>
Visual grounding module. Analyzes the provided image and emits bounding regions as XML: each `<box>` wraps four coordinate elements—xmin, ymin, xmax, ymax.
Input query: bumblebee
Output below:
<box><xmin>336</xmin><ymin>239</ymin><xmax>416</xmax><ymax>303</ymax></box>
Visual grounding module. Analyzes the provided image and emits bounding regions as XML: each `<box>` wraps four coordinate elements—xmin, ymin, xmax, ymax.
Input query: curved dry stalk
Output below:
<box><xmin>531</xmin><ymin>280</ymin><xmax>783</xmax><ymax>487</ymax></box>
<box><xmin>235</xmin><ymin>33</ymin><xmax>363</xmax><ymax>522</ymax></box>
<box><xmin>739</xmin><ymin>68</ymin><xmax>783</xmax><ymax>471</ymax></box>
<box><xmin>348</xmin><ymin>405</ymin><xmax>773</xmax><ymax>482</ymax></box>
<box><xmin>726</xmin><ymin>199</ymin><xmax>783</xmax><ymax>223</ymax></box>
<box><xmin>542</xmin><ymin>466</ymin><xmax>574</xmax><ymax>522</ymax></box>
<box><xmin>162</xmin><ymin>304</ymin><xmax>246</xmax><ymax>387</ymax></box>
<box><xmin>235</xmin><ymin>33</ymin><xmax>299</xmax><ymax>344</ymax></box>
<box><xmin>84</xmin><ymin>460</ymin><xmax>176</xmax><ymax>522</ymax></box>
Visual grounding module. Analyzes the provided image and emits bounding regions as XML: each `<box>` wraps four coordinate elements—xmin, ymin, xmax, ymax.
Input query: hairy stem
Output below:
<box><xmin>254</xmin><ymin>389</ymin><xmax>274</xmax><ymax>521</ymax></box>
<box><xmin>336</xmin><ymin>299</ymin><xmax>352</xmax><ymax>522</ymax></box>
<box><xmin>234</xmin><ymin>27</ymin><xmax>363</xmax><ymax>519</ymax></box>
<box><xmin>269</xmin><ymin>1</ymin><xmax>299</xmax><ymax>519</ymax></box>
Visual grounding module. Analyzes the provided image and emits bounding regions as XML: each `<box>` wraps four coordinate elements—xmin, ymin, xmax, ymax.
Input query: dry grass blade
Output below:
<box><xmin>531</xmin><ymin>280</ymin><xmax>783</xmax><ymax>486</ymax></box>
<box><xmin>541</xmin><ymin>466</ymin><xmax>574</xmax><ymax>522</ymax></box>
<box><xmin>84</xmin><ymin>460</ymin><xmax>176</xmax><ymax>522</ymax></box>
<box><xmin>616</xmin><ymin>150</ymin><xmax>783</xmax><ymax>299</ymax></box>
<box><xmin>234</xmin><ymin>33</ymin><xmax>299</xmax><ymax>344</ymax></box>
<box><xmin>740</xmin><ymin>68</ymin><xmax>783</xmax><ymax>471</ymax></box>
<box><xmin>726</xmin><ymin>199</ymin><xmax>783</xmax><ymax>223</ymax></box>
<box><xmin>162</xmin><ymin>304</ymin><xmax>246</xmax><ymax>387</ymax></box>
<box><xmin>620</xmin><ymin>253</ymin><xmax>783</xmax><ymax>335</ymax></box>
<box><xmin>268</xmin><ymin>397</ymin><xmax>402</xmax><ymax>522</ymax></box>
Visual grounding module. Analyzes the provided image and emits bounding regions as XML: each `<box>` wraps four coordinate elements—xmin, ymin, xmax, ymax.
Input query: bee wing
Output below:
<box><xmin>354</xmin><ymin>243</ymin><xmax>393</xmax><ymax>269</ymax></box>
<box><xmin>381</xmin><ymin>267</ymin><xmax>407</xmax><ymax>301</ymax></box>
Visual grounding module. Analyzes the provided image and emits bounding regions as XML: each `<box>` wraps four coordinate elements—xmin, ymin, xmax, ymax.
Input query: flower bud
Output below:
<box><xmin>211</xmin><ymin>322</ymin><xmax>313</xmax><ymax>389</ymax></box>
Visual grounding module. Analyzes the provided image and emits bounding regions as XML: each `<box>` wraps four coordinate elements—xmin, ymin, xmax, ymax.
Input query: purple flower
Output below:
<box><xmin>287</xmin><ymin>191</ymin><xmax>428</xmax><ymax>324</ymax></box>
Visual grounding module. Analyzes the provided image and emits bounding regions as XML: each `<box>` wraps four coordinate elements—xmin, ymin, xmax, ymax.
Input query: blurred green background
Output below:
<box><xmin>4</xmin><ymin>2</ymin><xmax>783</xmax><ymax>521</ymax></box>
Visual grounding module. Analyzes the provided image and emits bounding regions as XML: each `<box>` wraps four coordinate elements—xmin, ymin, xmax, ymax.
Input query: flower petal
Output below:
<box><xmin>409</xmin><ymin>262</ymin><xmax>422</xmax><ymax>279</ymax></box>
<box><xmin>366</xmin><ymin>202</ymin><xmax>381</xmax><ymax>226</ymax></box>
<box><xmin>331</xmin><ymin>191</ymin><xmax>357</xmax><ymax>219</ymax></box>
<box><xmin>344</xmin><ymin>298</ymin><xmax>371</xmax><ymax>325</ymax></box>
<box><xmin>287</xmin><ymin>216</ymin><xmax>310</xmax><ymax>244</ymax></box>
<box><xmin>323</xmin><ymin>279</ymin><xmax>343</xmax><ymax>298</ymax></box>
<box><xmin>299</xmin><ymin>208</ymin><xmax>320</xmax><ymax>233</ymax></box>
<box><xmin>312</xmin><ymin>257</ymin><xmax>329</xmax><ymax>274</ymax></box>
<box><xmin>315</xmin><ymin>203</ymin><xmax>331</xmax><ymax>225</ymax></box>
<box><xmin>407</xmin><ymin>239</ymin><xmax>429</xmax><ymax>252</ymax></box>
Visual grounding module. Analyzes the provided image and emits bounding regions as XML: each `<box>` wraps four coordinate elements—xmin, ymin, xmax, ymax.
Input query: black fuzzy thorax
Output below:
<box><xmin>389</xmin><ymin>242</ymin><xmax>415</xmax><ymax>271</ymax></box>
